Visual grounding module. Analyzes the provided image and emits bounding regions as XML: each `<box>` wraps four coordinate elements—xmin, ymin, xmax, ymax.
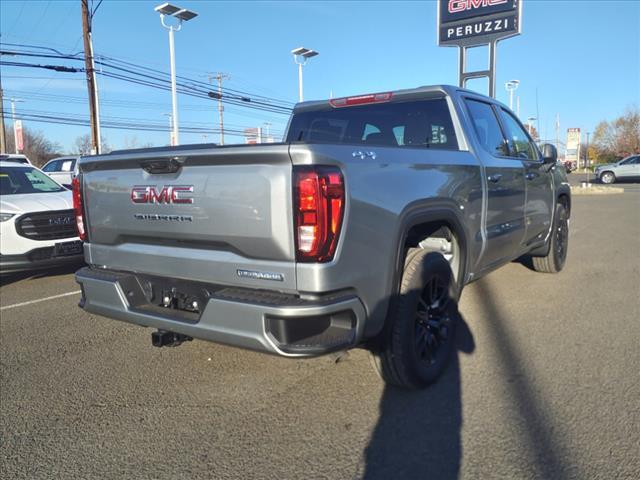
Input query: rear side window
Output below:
<box><xmin>42</xmin><ymin>160</ymin><xmax>61</xmax><ymax>172</ymax></box>
<box><xmin>61</xmin><ymin>159</ymin><xmax>75</xmax><ymax>171</ymax></box>
<box><xmin>287</xmin><ymin>99</ymin><xmax>459</xmax><ymax>150</ymax></box>
<box><xmin>621</xmin><ymin>156</ymin><xmax>640</xmax><ymax>165</ymax></box>
<box><xmin>465</xmin><ymin>99</ymin><xmax>508</xmax><ymax>157</ymax></box>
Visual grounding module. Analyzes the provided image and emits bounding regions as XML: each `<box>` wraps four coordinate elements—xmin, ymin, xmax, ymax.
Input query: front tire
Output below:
<box><xmin>370</xmin><ymin>250</ymin><xmax>458</xmax><ymax>389</ymax></box>
<box><xmin>532</xmin><ymin>202</ymin><xmax>569</xmax><ymax>273</ymax></box>
<box><xmin>600</xmin><ymin>171</ymin><xmax>616</xmax><ymax>184</ymax></box>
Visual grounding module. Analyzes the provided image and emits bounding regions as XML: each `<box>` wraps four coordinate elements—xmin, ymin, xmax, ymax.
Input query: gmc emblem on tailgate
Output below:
<box><xmin>131</xmin><ymin>185</ymin><xmax>194</xmax><ymax>204</ymax></box>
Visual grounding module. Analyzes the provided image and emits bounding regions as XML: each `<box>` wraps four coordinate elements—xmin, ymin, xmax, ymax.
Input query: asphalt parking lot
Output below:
<box><xmin>1</xmin><ymin>181</ymin><xmax>639</xmax><ymax>479</ymax></box>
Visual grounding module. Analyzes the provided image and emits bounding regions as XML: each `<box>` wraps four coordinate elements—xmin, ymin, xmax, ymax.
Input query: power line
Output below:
<box><xmin>0</xmin><ymin>44</ymin><xmax>295</xmax><ymax>108</ymax></box>
<box><xmin>0</xmin><ymin>58</ymin><xmax>289</xmax><ymax>114</ymax></box>
<box><xmin>0</xmin><ymin>51</ymin><xmax>292</xmax><ymax>115</ymax></box>
<box><xmin>0</xmin><ymin>60</ymin><xmax>82</xmax><ymax>72</ymax></box>
<box><xmin>1</xmin><ymin>88</ymin><xmax>287</xmax><ymax>125</ymax></box>
<box><xmin>2</xmin><ymin>107</ymin><xmax>284</xmax><ymax>138</ymax></box>
<box><xmin>2</xmin><ymin>110</ymin><xmax>260</xmax><ymax>138</ymax></box>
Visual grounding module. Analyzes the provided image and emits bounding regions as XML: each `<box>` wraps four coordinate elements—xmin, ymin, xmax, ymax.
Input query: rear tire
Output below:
<box><xmin>532</xmin><ymin>202</ymin><xmax>569</xmax><ymax>273</ymax></box>
<box><xmin>600</xmin><ymin>171</ymin><xmax>616</xmax><ymax>184</ymax></box>
<box><xmin>370</xmin><ymin>250</ymin><xmax>459</xmax><ymax>389</ymax></box>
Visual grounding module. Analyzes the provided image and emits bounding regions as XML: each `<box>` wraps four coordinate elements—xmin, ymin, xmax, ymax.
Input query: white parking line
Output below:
<box><xmin>0</xmin><ymin>290</ymin><xmax>81</xmax><ymax>311</ymax></box>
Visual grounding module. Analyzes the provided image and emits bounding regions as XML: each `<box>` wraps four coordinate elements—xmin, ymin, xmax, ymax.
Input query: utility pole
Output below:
<box><xmin>0</xmin><ymin>71</ymin><xmax>6</xmax><ymax>153</ymax></box>
<box><xmin>263</xmin><ymin>122</ymin><xmax>272</xmax><ymax>142</ymax></box>
<box><xmin>163</xmin><ymin>113</ymin><xmax>174</xmax><ymax>146</ymax></box>
<box><xmin>208</xmin><ymin>73</ymin><xmax>228</xmax><ymax>145</ymax></box>
<box><xmin>81</xmin><ymin>0</ymin><xmax>101</xmax><ymax>154</ymax></box>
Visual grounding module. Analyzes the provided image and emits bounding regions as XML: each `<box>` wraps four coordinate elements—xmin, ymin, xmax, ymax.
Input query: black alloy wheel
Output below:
<box><xmin>415</xmin><ymin>275</ymin><xmax>452</xmax><ymax>367</ymax></box>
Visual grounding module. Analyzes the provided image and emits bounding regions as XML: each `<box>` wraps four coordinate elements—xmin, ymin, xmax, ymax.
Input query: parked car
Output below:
<box><xmin>594</xmin><ymin>155</ymin><xmax>640</xmax><ymax>184</ymax></box>
<box><xmin>41</xmin><ymin>156</ymin><xmax>78</xmax><ymax>188</ymax></box>
<box><xmin>0</xmin><ymin>162</ymin><xmax>84</xmax><ymax>274</ymax></box>
<box><xmin>561</xmin><ymin>160</ymin><xmax>574</xmax><ymax>173</ymax></box>
<box><xmin>74</xmin><ymin>85</ymin><xmax>570</xmax><ymax>389</ymax></box>
<box><xmin>0</xmin><ymin>154</ymin><xmax>32</xmax><ymax>165</ymax></box>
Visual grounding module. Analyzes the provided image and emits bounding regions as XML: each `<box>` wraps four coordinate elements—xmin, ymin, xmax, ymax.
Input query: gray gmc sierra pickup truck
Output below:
<box><xmin>75</xmin><ymin>85</ymin><xmax>570</xmax><ymax>389</ymax></box>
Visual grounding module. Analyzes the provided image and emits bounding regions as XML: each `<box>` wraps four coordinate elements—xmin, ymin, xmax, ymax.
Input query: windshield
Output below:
<box><xmin>0</xmin><ymin>166</ymin><xmax>66</xmax><ymax>195</ymax></box>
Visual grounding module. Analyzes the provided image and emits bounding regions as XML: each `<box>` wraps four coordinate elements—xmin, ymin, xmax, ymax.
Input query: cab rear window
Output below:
<box><xmin>287</xmin><ymin>98</ymin><xmax>458</xmax><ymax>150</ymax></box>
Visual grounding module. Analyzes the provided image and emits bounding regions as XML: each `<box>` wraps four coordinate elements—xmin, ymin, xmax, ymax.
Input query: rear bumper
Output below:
<box><xmin>0</xmin><ymin>248</ymin><xmax>84</xmax><ymax>274</ymax></box>
<box><xmin>75</xmin><ymin>267</ymin><xmax>367</xmax><ymax>357</ymax></box>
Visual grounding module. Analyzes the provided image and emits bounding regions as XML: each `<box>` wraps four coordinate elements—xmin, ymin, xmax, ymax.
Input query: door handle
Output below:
<box><xmin>525</xmin><ymin>172</ymin><xmax>538</xmax><ymax>180</ymax></box>
<box><xmin>487</xmin><ymin>174</ymin><xmax>503</xmax><ymax>183</ymax></box>
<box><xmin>140</xmin><ymin>157</ymin><xmax>185</xmax><ymax>174</ymax></box>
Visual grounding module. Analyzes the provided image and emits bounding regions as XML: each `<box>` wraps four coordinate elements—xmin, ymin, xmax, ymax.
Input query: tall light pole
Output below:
<box><xmin>155</xmin><ymin>3</ymin><xmax>198</xmax><ymax>146</ymax></box>
<box><xmin>505</xmin><ymin>80</ymin><xmax>520</xmax><ymax>110</ymax></box>
<box><xmin>291</xmin><ymin>47</ymin><xmax>319</xmax><ymax>102</ymax></box>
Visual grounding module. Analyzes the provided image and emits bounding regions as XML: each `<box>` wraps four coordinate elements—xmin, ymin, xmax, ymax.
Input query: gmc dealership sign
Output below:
<box><xmin>438</xmin><ymin>0</ymin><xmax>522</xmax><ymax>46</ymax></box>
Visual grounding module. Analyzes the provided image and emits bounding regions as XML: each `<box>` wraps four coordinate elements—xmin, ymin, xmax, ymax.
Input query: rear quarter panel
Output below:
<box><xmin>290</xmin><ymin>143</ymin><xmax>483</xmax><ymax>337</ymax></box>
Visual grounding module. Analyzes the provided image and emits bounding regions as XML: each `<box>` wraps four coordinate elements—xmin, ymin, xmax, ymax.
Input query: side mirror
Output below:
<box><xmin>541</xmin><ymin>143</ymin><xmax>557</xmax><ymax>165</ymax></box>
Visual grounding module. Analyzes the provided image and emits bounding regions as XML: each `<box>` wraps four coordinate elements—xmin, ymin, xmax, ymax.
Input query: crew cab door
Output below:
<box><xmin>616</xmin><ymin>155</ymin><xmax>640</xmax><ymax>179</ymax></box>
<box><xmin>464</xmin><ymin>98</ymin><xmax>526</xmax><ymax>270</ymax></box>
<box><xmin>497</xmin><ymin>108</ymin><xmax>554</xmax><ymax>247</ymax></box>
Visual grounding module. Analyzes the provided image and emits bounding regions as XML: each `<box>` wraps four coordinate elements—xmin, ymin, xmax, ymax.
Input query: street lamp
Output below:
<box><xmin>154</xmin><ymin>2</ymin><xmax>198</xmax><ymax>146</ymax></box>
<box><xmin>291</xmin><ymin>47</ymin><xmax>319</xmax><ymax>102</ymax></box>
<box><xmin>505</xmin><ymin>80</ymin><xmax>520</xmax><ymax>110</ymax></box>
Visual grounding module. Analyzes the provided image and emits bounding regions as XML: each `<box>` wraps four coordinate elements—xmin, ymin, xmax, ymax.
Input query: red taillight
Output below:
<box><xmin>329</xmin><ymin>92</ymin><xmax>393</xmax><ymax>108</ymax></box>
<box><xmin>72</xmin><ymin>176</ymin><xmax>87</xmax><ymax>241</ymax></box>
<box><xmin>294</xmin><ymin>166</ymin><xmax>344</xmax><ymax>262</ymax></box>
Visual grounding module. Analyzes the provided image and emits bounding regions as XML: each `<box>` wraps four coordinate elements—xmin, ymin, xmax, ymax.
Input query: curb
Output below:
<box><xmin>570</xmin><ymin>185</ymin><xmax>624</xmax><ymax>195</ymax></box>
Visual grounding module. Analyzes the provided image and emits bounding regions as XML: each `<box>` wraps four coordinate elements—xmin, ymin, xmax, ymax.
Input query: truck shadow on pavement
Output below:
<box><xmin>361</xmin><ymin>278</ymin><xmax>572</xmax><ymax>479</ymax></box>
<box><xmin>0</xmin><ymin>262</ymin><xmax>84</xmax><ymax>287</ymax></box>
<box><xmin>361</xmin><ymin>307</ymin><xmax>474</xmax><ymax>480</ymax></box>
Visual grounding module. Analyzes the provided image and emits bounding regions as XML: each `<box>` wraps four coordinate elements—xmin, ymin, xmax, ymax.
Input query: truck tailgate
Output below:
<box><xmin>80</xmin><ymin>145</ymin><xmax>297</xmax><ymax>291</ymax></box>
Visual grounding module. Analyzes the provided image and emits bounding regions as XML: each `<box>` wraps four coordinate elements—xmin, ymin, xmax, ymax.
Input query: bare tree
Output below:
<box><xmin>73</xmin><ymin>134</ymin><xmax>110</xmax><ymax>155</ymax></box>
<box><xmin>592</xmin><ymin>106</ymin><xmax>640</xmax><ymax>162</ymax></box>
<box><xmin>4</xmin><ymin>126</ymin><xmax>62</xmax><ymax>167</ymax></box>
<box><xmin>122</xmin><ymin>136</ymin><xmax>154</xmax><ymax>150</ymax></box>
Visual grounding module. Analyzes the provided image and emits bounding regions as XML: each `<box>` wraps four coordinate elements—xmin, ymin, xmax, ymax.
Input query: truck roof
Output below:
<box><xmin>87</xmin><ymin>84</ymin><xmax>508</xmax><ymax>159</ymax></box>
<box><xmin>293</xmin><ymin>84</ymin><xmax>499</xmax><ymax>113</ymax></box>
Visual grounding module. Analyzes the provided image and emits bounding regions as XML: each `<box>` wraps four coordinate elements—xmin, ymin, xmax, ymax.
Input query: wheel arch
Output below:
<box><xmin>556</xmin><ymin>185</ymin><xmax>571</xmax><ymax>218</ymax></box>
<box><xmin>365</xmin><ymin>199</ymin><xmax>470</xmax><ymax>343</ymax></box>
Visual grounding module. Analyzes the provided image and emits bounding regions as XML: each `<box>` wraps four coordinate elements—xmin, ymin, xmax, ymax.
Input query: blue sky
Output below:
<box><xmin>1</xmin><ymin>0</ymin><xmax>639</xmax><ymax>152</ymax></box>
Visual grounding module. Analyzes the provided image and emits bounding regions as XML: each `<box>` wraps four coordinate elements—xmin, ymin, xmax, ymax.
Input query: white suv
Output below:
<box><xmin>41</xmin><ymin>156</ymin><xmax>78</xmax><ymax>188</ymax></box>
<box><xmin>0</xmin><ymin>162</ymin><xmax>84</xmax><ymax>273</ymax></box>
<box><xmin>0</xmin><ymin>154</ymin><xmax>32</xmax><ymax>165</ymax></box>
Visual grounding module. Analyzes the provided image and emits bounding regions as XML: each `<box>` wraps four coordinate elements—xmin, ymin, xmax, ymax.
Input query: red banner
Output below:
<box><xmin>14</xmin><ymin>120</ymin><xmax>24</xmax><ymax>152</ymax></box>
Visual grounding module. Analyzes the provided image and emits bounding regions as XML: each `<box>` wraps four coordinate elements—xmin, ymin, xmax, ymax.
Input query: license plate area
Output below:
<box><xmin>120</xmin><ymin>273</ymin><xmax>215</xmax><ymax>323</ymax></box>
<box><xmin>54</xmin><ymin>240</ymin><xmax>83</xmax><ymax>257</ymax></box>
